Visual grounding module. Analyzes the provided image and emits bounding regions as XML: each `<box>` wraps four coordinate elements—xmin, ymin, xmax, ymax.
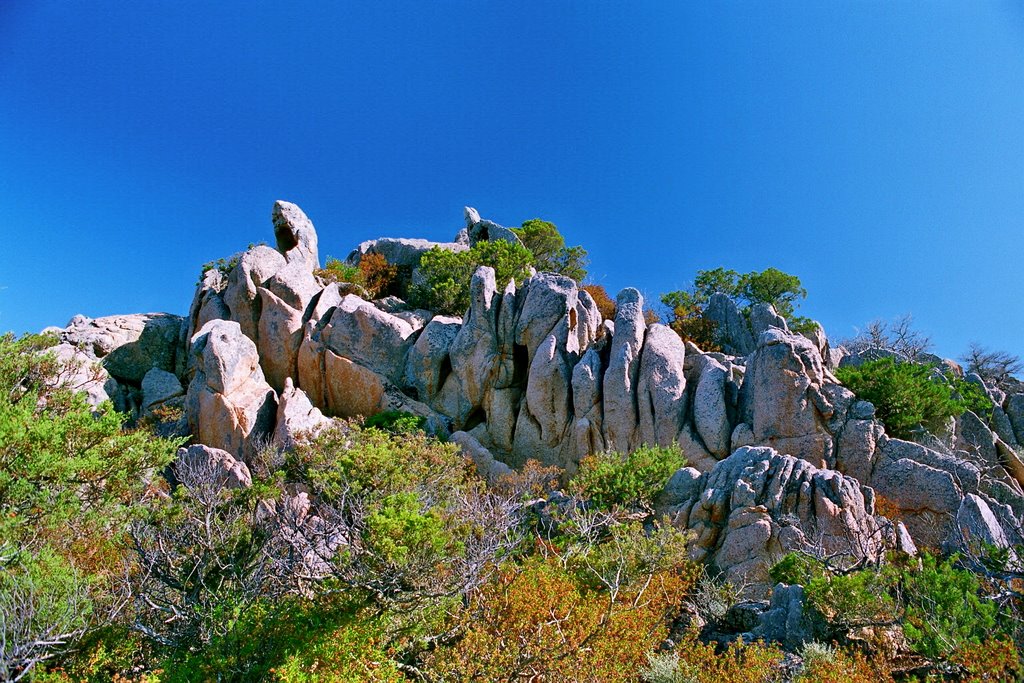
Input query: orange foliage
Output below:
<box><xmin>668</xmin><ymin>633</ymin><xmax>784</xmax><ymax>683</ymax></box>
<box><xmin>582</xmin><ymin>284</ymin><xmax>617</xmax><ymax>321</ymax></box>
<box><xmin>951</xmin><ymin>638</ymin><xmax>1021</xmax><ymax>682</ymax></box>
<box><xmin>426</xmin><ymin>557</ymin><xmax>693</xmax><ymax>682</ymax></box>
<box><xmin>799</xmin><ymin>646</ymin><xmax>894</xmax><ymax>683</ymax></box>
<box><xmin>358</xmin><ymin>252</ymin><xmax>398</xmax><ymax>299</ymax></box>
<box><xmin>666</xmin><ymin>304</ymin><xmax>722</xmax><ymax>352</ymax></box>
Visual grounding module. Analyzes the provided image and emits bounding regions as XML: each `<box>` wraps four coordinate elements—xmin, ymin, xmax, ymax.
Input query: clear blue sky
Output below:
<box><xmin>2</xmin><ymin>2</ymin><xmax>1022</xmax><ymax>360</ymax></box>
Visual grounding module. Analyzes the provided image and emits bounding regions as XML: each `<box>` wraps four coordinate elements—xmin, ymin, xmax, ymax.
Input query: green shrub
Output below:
<box><xmin>410</xmin><ymin>240</ymin><xmax>534</xmax><ymax>314</ymax></box>
<box><xmin>512</xmin><ymin>218</ymin><xmax>588</xmax><ymax>281</ymax></box>
<box><xmin>570</xmin><ymin>444</ymin><xmax>685</xmax><ymax>511</ymax></box>
<box><xmin>768</xmin><ymin>552</ymin><xmax>827</xmax><ymax>587</ymax></box>
<box><xmin>363</xmin><ymin>410</ymin><xmax>427</xmax><ymax>434</ymax></box>
<box><xmin>835</xmin><ymin>358</ymin><xmax>992</xmax><ymax>438</ymax></box>
<box><xmin>0</xmin><ymin>332</ymin><xmax>179</xmax><ymax>678</ymax></box>
<box><xmin>772</xmin><ymin>551</ymin><xmax>1008</xmax><ymax>666</ymax></box>
<box><xmin>159</xmin><ymin>595</ymin><xmax>401</xmax><ymax>682</ymax></box>
<box><xmin>315</xmin><ymin>255</ymin><xmax>364</xmax><ymax>287</ymax></box>
<box><xmin>901</xmin><ymin>553</ymin><xmax>999</xmax><ymax>659</ymax></box>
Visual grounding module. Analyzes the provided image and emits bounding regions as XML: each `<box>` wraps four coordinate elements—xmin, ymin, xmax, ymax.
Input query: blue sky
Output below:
<box><xmin>1</xmin><ymin>2</ymin><xmax>1022</xmax><ymax>360</ymax></box>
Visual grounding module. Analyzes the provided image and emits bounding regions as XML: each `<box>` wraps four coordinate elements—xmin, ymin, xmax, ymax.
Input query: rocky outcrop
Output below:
<box><xmin>664</xmin><ymin>446</ymin><xmax>884</xmax><ymax>589</ymax></box>
<box><xmin>740</xmin><ymin>329</ymin><xmax>835</xmax><ymax>468</ymax></box>
<box><xmin>51</xmin><ymin>202</ymin><xmax>1024</xmax><ymax>571</ymax></box>
<box><xmin>186</xmin><ymin>319</ymin><xmax>277</xmax><ymax>460</ymax></box>
<box><xmin>272</xmin><ymin>200</ymin><xmax>320</xmax><ymax>269</ymax></box>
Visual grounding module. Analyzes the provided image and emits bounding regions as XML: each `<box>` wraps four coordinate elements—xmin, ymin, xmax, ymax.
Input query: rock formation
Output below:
<box><xmin>48</xmin><ymin>200</ymin><xmax>1024</xmax><ymax>591</ymax></box>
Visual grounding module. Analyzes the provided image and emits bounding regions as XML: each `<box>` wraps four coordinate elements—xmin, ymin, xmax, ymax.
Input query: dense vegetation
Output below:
<box><xmin>511</xmin><ymin>218</ymin><xmax>588</xmax><ymax>282</ymax></box>
<box><xmin>410</xmin><ymin>240</ymin><xmax>535</xmax><ymax>314</ymax></box>
<box><xmin>835</xmin><ymin>358</ymin><xmax>992</xmax><ymax>439</ymax></box>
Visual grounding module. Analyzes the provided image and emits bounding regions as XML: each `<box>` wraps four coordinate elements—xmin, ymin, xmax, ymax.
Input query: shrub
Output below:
<box><xmin>512</xmin><ymin>218</ymin><xmax>588</xmax><ymax>281</ymax></box>
<box><xmin>950</xmin><ymin>638</ymin><xmax>1021</xmax><ymax>682</ymax></box>
<box><xmin>796</xmin><ymin>642</ymin><xmax>892</xmax><ymax>683</ymax></box>
<box><xmin>641</xmin><ymin>633</ymin><xmax>784</xmax><ymax>683</ymax></box>
<box><xmin>962</xmin><ymin>343</ymin><xmax>1022</xmax><ymax>389</ymax></box>
<box><xmin>158</xmin><ymin>595</ymin><xmax>402</xmax><ymax>682</ymax></box>
<box><xmin>835</xmin><ymin>358</ymin><xmax>992</xmax><ymax>438</ymax></box>
<box><xmin>362</xmin><ymin>410</ymin><xmax>426</xmax><ymax>434</ymax></box>
<box><xmin>0</xmin><ymin>332</ymin><xmax>179</xmax><ymax>678</ymax></box>
<box><xmin>570</xmin><ymin>444</ymin><xmax>685</xmax><ymax>512</ymax></box>
<box><xmin>314</xmin><ymin>256</ymin><xmax>364</xmax><ymax>288</ymax></box>
<box><xmin>426</xmin><ymin>555</ymin><xmax>691</xmax><ymax>682</ymax></box>
<box><xmin>581</xmin><ymin>284</ymin><xmax>617</xmax><ymax>321</ymax></box>
<box><xmin>901</xmin><ymin>553</ymin><xmax>1000</xmax><ymax>659</ymax></box>
<box><xmin>410</xmin><ymin>240</ymin><xmax>534</xmax><ymax>314</ymax></box>
<box><xmin>199</xmin><ymin>254</ymin><xmax>240</xmax><ymax>283</ymax></box>
<box><xmin>357</xmin><ymin>252</ymin><xmax>398</xmax><ymax>299</ymax></box>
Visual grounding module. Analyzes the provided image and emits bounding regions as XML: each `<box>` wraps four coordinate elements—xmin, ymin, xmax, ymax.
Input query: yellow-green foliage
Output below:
<box><xmin>570</xmin><ymin>444</ymin><xmax>685</xmax><ymax>511</ymax></box>
<box><xmin>410</xmin><ymin>240</ymin><xmax>534</xmax><ymax>314</ymax></box>
<box><xmin>836</xmin><ymin>358</ymin><xmax>993</xmax><ymax>439</ymax></box>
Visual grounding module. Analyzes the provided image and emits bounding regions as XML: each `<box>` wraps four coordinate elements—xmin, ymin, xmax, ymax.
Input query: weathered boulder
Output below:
<box><xmin>274</xmin><ymin>378</ymin><xmax>331</xmax><ymax>450</ymax></box>
<box><xmin>141</xmin><ymin>367</ymin><xmax>184</xmax><ymax>412</ymax></box>
<box><xmin>450</xmin><ymin>430</ymin><xmax>512</xmax><ymax>484</ymax></box>
<box><xmin>346</xmin><ymin>237</ymin><xmax>467</xmax><ymax>268</ymax></box>
<box><xmin>61</xmin><ymin>313</ymin><xmax>186</xmax><ymax>384</ymax></box>
<box><xmin>1007</xmin><ymin>393</ymin><xmax>1024</xmax><ymax>444</ymax></box>
<box><xmin>571</xmin><ymin>344</ymin><xmax>607</xmax><ymax>461</ymax></box>
<box><xmin>319</xmin><ymin>295</ymin><xmax>418</xmax><ymax>383</ymax></box>
<box><xmin>602</xmin><ymin>288</ymin><xmax>646</xmax><ymax>453</ymax></box>
<box><xmin>257</xmin><ymin>288</ymin><xmax>305</xmax><ymax>392</ymax></box>
<box><xmin>869</xmin><ymin>439</ymin><xmax>978</xmax><ymax>549</ymax></box>
<box><xmin>186</xmin><ymin>320</ymin><xmax>277</xmax><ymax>460</ymax></box>
<box><xmin>667</xmin><ymin>446</ymin><xmax>883</xmax><ymax>589</ymax></box>
<box><xmin>467</xmin><ymin>216</ymin><xmax>522</xmax><ymax>247</ymax></box>
<box><xmin>691</xmin><ymin>355</ymin><xmax>732</xmax><ymax>459</ymax></box>
<box><xmin>222</xmin><ymin>246</ymin><xmax>287</xmax><ymax>343</ymax></box>
<box><xmin>176</xmin><ymin>444</ymin><xmax>252</xmax><ymax>489</ymax></box>
<box><xmin>740</xmin><ymin>329</ymin><xmax>834</xmax><ymax>468</ymax></box>
<box><xmin>752</xmin><ymin>584</ymin><xmax>824</xmax><ymax>651</ymax></box>
<box><xmin>748</xmin><ymin>303</ymin><xmax>789</xmax><ymax>337</ymax></box>
<box><xmin>637</xmin><ymin>324</ymin><xmax>688</xmax><ymax>448</ymax></box>
<box><xmin>947</xmin><ymin>493</ymin><xmax>1010</xmax><ymax>552</ymax></box>
<box><xmin>51</xmin><ymin>342</ymin><xmax>120</xmax><ymax>409</ymax></box>
<box><xmin>511</xmin><ymin>275</ymin><xmax>582</xmax><ymax>468</ymax></box>
<box><xmin>272</xmin><ymin>200</ymin><xmax>320</xmax><ymax>269</ymax></box>
<box><xmin>404</xmin><ymin>315</ymin><xmax>462</xmax><ymax>403</ymax></box>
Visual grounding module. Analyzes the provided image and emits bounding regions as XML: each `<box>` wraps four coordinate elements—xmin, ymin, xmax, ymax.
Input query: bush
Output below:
<box><xmin>901</xmin><ymin>553</ymin><xmax>1000</xmax><ymax>659</ymax></box>
<box><xmin>426</xmin><ymin>555</ymin><xmax>691</xmax><ymax>682</ymax></box>
<box><xmin>660</xmin><ymin>267</ymin><xmax>811</xmax><ymax>349</ymax></box>
<box><xmin>362</xmin><ymin>410</ymin><xmax>427</xmax><ymax>434</ymax></box>
<box><xmin>570</xmin><ymin>444</ymin><xmax>685</xmax><ymax>512</ymax></box>
<box><xmin>314</xmin><ymin>256</ymin><xmax>364</xmax><ymax>288</ymax></box>
<box><xmin>410</xmin><ymin>240</ymin><xmax>534</xmax><ymax>314</ymax></box>
<box><xmin>0</xmin><ymin>332</ymin><xmax>179</xmax><ymax>678</ymax></box>
<box><xmin>581</xmin><ymin>284</ymin><xmax>617</xmax><ymax>321</ymax></box>
<box><xmin>835</xmin><ymin>358</ymin><xmax>992</xmax><ymax>438</ymax></box>
<box><xmin>962</xmin><ymin>343</ymin><xmax>1022</xmax><ymax>389</ymax></box>
<box><xmin>796</xmin><ymin>642</ymin><xmax>892</xmax><ymax>683</ymax></box>
<box><xmin>641</xmin><ymin>633</ymin><xmax>784</xmax><ymax>683</ymax></box>
<box><xmin>512</xmin><ymin>218</ymin><xmax>588</xmax><ymax>281</ymax></box>
<box><xmin>357</xmin><ymin>252</ymin><xmax>398</xmax><ymax>299</ymax></box>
